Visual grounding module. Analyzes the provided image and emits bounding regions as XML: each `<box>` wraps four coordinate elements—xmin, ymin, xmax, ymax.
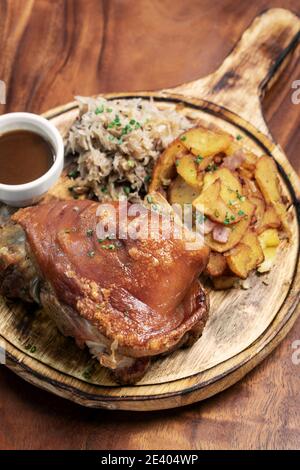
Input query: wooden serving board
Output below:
<box><xmin>1</xmin><ymin>8</ymin><xmax>300</xmax><ymax>410</ymax></box>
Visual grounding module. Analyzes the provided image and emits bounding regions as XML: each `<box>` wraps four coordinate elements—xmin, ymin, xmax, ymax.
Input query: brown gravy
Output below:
<box><xmin>0</xmin><ymin>130</ymin><xmax>54</xmax><ymax>185</ymax></box>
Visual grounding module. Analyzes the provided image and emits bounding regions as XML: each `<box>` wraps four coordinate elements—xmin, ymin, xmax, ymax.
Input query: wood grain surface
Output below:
<box><xmin>0</xmin><ymin>0</ymin><xmax>300</xmax><ymax>450</ymax></box>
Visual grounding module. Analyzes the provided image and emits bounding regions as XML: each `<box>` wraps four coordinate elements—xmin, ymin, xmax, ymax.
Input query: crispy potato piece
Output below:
<box><xmin>176</xmin><ymin>154</ymin><xmax>200</xmax><ymax>188</ymax></box>
<box><xmin>168</xmin><ymin>175</ymin><xmax>200</xmax><ymax>206</ymax></box>
<box><xmin>212</xmin><ymin>276</ymin><xmax>237</xmax><ymax>290</ymax></box>
<box><xmin>205</xmin><ymin>199</ymin><xmax>255</xmax><ymax>252</ymax></box>
<box><xmin>255</xmin><ymin>156</ymin><xmax>290</xmax><ymax>237</ymax></box>
<box><xmin>242</xmin><ymin>151</ymin><xmax>258</xmax><ymax>172</ymax></box>
<box><xmin>258</xmin><ymin>228</ymin><xmax>280</xmax><ymax>248</ymax></box>
<box><xmin>150</xmin><ymin>140</ymin><xmax>187</xmax><ymax>192</ymax></box>
<box><xmin>202</xmin><ymin>168</ymin><xmax>246</xmax><ymax>221</ymax></box>
<box><xmin>226</xmin><ymin>230</ymin><xmax>264</xmax><ymax>279</ymax></box>
<box><xmin>205</xmin><ymin>252</ymin><xmax>227</xmax><ymax>277</ymax></box>
<box><xmin>193</xmin><ymin>179</ymin><xmax>236</xmax><ymax>224</ymax></box>
<box><xmin>257</xmin><ymin>229</ymin><xmax>280</xmax><ymax>273</ymax></box>
<box><xmin>239</xmin><ymin>167</ymin><xmax>254</xmax><ymax>180</ymax></box>
<box><xmin>256</xmin><ymin>205</ymin><xmax>281</xmax><ymax>234</ymax></box>
<box><xmin>180</xmin><ymin>127</ymin><xmax>232</xmax><ymax>158</ymax></box>
<box><xmin>248</xmin><ymin>193</ymin><xmax>265</xmax><ymax>229</ymax></box>
<box><xmin>226</xmin><ymin>243</ymin><xmax>253</xmax><ymax>279</ymax></box>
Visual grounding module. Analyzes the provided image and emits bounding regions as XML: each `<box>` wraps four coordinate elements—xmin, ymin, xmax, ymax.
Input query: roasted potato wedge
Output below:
<box><xmin>193</xmin><ymin>179</ymin><xmax>236</xmax><ymax>224</ymax></box>
<box><xmin>205</xmin><ymin>252</ymin><xmax>227</xmax><ymax>277</ymax></box>
<box><xmin>248</xmin><ymin>193</ymin><xmax>265</xmax><ymax>229</ymax></box>
<box><xmin>256</xmin><ymin>205</ymin><xmax>281</xmax><ymax>234</ymax></box>
<box><xmin>205</xmin><ymin>199</ymin><xmax>255</xmax><ymax>252</ymax></box>
<box><xmin>176</xmin><ymin>153</ymin><xmax>201</xmax><ymax>188</ymax></box>
<box><xmin>180</xmin><ymin>127</ymin><xmax>232</xmax><ymax>158</ymax></box>
<box><xmin>226</xmin><ymin>230</ymin><xmax>264</xmax><ymax>279</ymax></box>
<box><xmin>241</xmin><ymin>151</ymin><xmax>258</xmax><ymax>172</ymax></box>
<box><xmin>226</xmin><ymin>243</ymin><xmax>253</xmax><ymax>279</ymax></box>
<box><xmin>168</xmin><ymin>175</ymin><xmax>200</xmax><ymax>206</ymax></box>
<box><xmin>255</xmin><ymin>156</ymin><xmax>290</xmax><ymax>237</ymax></box>
<box><xmin>150</xmin><ymin>140</ymin><xmax>187</xmax><ymax>192</ymax></box>
<box><xmin>257</xmin><ymin>229</ymin><xmax>280</xmax><ymax>273</ymax></box>
<box><xmin>202</xmin><ymin>168</ymin><xmax>247</xmax><ymax>221</ymax></box>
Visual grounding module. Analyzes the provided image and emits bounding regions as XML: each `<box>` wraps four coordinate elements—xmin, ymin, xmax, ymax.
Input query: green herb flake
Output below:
<box><xmin>30</xmin><ymin>346</ymin><xmax>37</xmax><ymax>354</ymax></box>
<box><xmin>144</xmin><ymin>175</ymin><xmax>151</xmax><ymax>183</ymax></box>
<box><xmin>147</xmin><ymin>195</ymin><xmax>153</xmax><ymax>204</ymax></box>
<box><xmin>87</xmin><ymin>250</ymin><xmax>95</xmax><ymax>258</ymax></box>
<box><xmin>206</xmin><ymin>163</ymin><xmax>218</xmax><ymax>172</ymax></box>
<box><xmin>123</xmin><ymin>186</ymin><xmax>131</xmax><ymax>195</ymax></box>
<box><xmin>127</xmin><ymin>160</ymin><xmax>135</xmax><ymax>168</ymax></box>
<box><xmin>95</xmin><ymin>106</ymin><xmax>104</xmax><ymax>115</ymax></box>
<box><xmin>108</xmin><ymin>244</ymin><xmax>116</xmax><ymax>251</ymax></box>
<box><xmin>106</xmin><ymin>108</ymin><xmax>113</xmax><ymax>113</ymax></box>
<box><xmin>236</xmin><ymin>190</ymin><xmax>245</xmax><ymax>201</ymax></box>
<box><xmin>236</xmin><ymin>134</ymin><xmax>243</xmax><ymax>141</ymax></box>
<box><xmin>238</xmin><ymin>209</ymin><xmax>245</xmax><ymax>216</ymax></box>
<box><xmin>180</xmin><ymin>135</ymin><xmax>187</xmax><ymax>141</ymax></box>
<box><xmin>68</xmin><ymin>170</ymin><xmax>79</xmax><ymax>179</ymax></box>
<box><xmin>195</xmin><ymin>155</ymin><xmax>204</xmax><ymax>164</ymax></box>
<box><xmin>101</xmin><ymin>186</ymin><xmax>108</xmax><ymax>193</ymax></box>
<box><xmin>129</xmin><ymin>119</ymin><xmax>136</xmax><ymax>125</ymax></box>
<box><xmin>86</xmin><ymin>229</ymin><xmax>94</xmax><ymax>237</ymax></box>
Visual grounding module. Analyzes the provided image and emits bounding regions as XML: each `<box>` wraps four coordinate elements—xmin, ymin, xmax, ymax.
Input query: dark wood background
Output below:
<box><xmin>0</xmin><ymin>0</ymin><xmax>300</xmax><ymax>450</ymax></box>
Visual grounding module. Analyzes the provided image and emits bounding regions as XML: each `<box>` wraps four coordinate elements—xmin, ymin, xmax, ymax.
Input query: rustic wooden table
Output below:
<box><xmin>0</xmin><ymin>0</ymin><xmax>300</xmax><ymax>450</ymax></box>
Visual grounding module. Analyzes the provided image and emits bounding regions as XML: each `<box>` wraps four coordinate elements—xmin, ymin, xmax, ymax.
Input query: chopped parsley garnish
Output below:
<box><xmin>144</xmin><ymin>175</ymin><xmax>151</xmax><ymax>183</ymax></box>
<box><xmin>106</xmin><ymin>108</ymin><xmax>113</xmax><ymax>113</ymax></box>
<box><xmin>30</xmin><ymin>346</ymin><xmax>37</xmax><ymax>354</ymax></box>
<box><xmin>236</xmin><ymin>190</ymin><xmax>246</xmax><ymax>201</ymax></box>
<box><xmin>147</xmin><ymin>195</ymin><xmax>153</xmax><ymax>204</ymax></box>
<box><xmin>236</xmin><ymin>134</ymin><xmax>243</xmax><ymax>141</ymax></box>
<box><xmin>87</xmin><ymin>250</ymin><xmax>95</xmax><ymax>258</ymax></box>
<box><xmin>195</xmin><ymin>155</ymin><xmax>204</xmax><ymax>164</ymax></box>
<box><xmin>127</xmin><ymin>160</ymin><xmax>135</xmax><ymax>168</ymax></box>
<box><xmin>95</xmin><ymin>106</ymin><xmax>104</xmax><ymax>114</ymax></box>
<box><xmin>238</xmin><ymin>209</ymin><xmax>245</xmax><ymax>216</ymax></box>
<box><xmin>68</xmin><ymin>169</ymin><xmax>79</xmax><ymax>179</ymax></box>
<box><xmin>175</xmin><ymin>159</ymin><xmax>180</xmax><ymax>167</ymax></box>
<box><xmin>206</xmin><ymin>163</ymin><xmax>218</xmax><ymax>172</ymax></box>
<box><xmin>86</xmin><ymin>229</ymin><xmax>94</xmax><ymax>237</ymax></box>
<box><xmin>129</xmin><ymin>119</ymin><xmax>136</xmax><ymax>125</ymax></box>
<box><xmin>123</xmin><ymin>186</ymin><xmax>131</xmax><ymax>195</ymax></box>
<box><xmin>180</xmin><ymin>135</ymin><xmax>187</xmax><ymax>141</ymax></box>
<box><xmin>101</xmin><ymin>186</ymin><xmax>108</xmax><ymax>193</ymax></box>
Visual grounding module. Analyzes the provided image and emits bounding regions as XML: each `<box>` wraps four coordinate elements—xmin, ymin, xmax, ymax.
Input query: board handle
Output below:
<box><xmin>165</xmin><ymin>8</ymin><xmax>300</xmax><ymax>135</ymax></box>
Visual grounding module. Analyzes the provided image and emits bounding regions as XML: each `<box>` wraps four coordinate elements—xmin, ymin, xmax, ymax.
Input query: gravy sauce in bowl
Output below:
<box><xmin>0</xmin><ymin>112</ymin><xmax>64</xmax><ymax>207</ymax></box>
<box><xmin>0</xmin><ymin>130</ymin><xmax>54</xmax><ymax>185</ymax></box>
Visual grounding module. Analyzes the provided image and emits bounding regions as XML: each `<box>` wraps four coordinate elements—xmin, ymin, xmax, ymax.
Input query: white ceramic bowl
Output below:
<box><xmin>0</xmin><ymin>112</ymin><xmax>64</xmax><ymax>207</ymax></box>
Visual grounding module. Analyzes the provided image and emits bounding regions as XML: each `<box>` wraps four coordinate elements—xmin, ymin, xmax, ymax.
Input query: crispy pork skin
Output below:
<box><xmin>0</xmin><ymin>200</ymin><xmax>209</xmax><ymax>383</ymax></box>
